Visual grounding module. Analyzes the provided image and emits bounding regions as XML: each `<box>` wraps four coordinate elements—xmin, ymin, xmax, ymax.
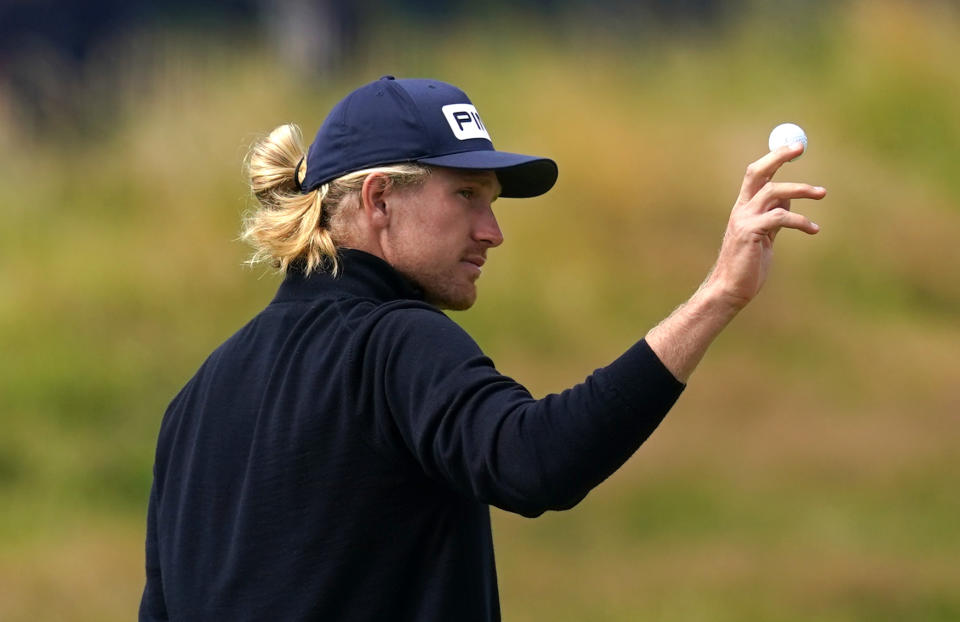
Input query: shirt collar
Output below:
<box><xmin>270</xmin><ymin>249</ymin><xmax>424</xmax><ymax>305</ymax></box>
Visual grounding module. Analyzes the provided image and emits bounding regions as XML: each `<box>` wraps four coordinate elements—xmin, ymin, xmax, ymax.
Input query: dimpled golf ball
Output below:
<box><xmin>768</xmin><ymin>123</ymin><xmax>807</xmax><ymax>158</ymax></box>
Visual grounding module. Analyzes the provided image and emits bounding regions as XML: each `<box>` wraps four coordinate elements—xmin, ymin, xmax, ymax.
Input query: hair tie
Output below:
<box><xmin>293</xmin><ymin>157</ymin><xmax>305</xmax><ymax>192</ymax></box>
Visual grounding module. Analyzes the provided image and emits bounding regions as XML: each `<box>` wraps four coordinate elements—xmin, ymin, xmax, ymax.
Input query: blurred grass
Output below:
<box><xmin>1</xmin><ymin>1</ymin><xmax>958</xmax><ymax>619</ymax></box>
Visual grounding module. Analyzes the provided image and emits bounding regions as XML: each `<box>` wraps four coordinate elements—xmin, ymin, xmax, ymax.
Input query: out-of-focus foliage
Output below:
<box><xmin>0</xmin><ymin>1</ymin><xmax>957</xmax><ymax>620</ymax></box>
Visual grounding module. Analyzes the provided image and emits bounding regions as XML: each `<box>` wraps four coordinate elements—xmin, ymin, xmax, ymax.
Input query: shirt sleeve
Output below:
<box><xmin>360</xmin><ymin>307</ymin><xmax>685</xmax><ymax>518</ymax></box>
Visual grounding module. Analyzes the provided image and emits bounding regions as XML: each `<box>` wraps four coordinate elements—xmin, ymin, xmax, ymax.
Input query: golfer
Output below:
<box><xmin>140</xmin><ymin>76</ymin><xmax>825</xmax><ymax>621</ymax></box>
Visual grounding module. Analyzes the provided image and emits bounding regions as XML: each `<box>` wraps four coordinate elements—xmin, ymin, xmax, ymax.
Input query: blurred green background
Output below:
<box><xmin>1</xmin><ymin>1</ymin><xmax>958</xmax><ymax>620</ymax></box>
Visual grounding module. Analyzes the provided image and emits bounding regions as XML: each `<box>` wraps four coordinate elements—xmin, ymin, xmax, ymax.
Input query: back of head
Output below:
<box><xmin>243</xmin><ymin>124</ymin><xmax>429</xmax><ymax>276</ymax></box>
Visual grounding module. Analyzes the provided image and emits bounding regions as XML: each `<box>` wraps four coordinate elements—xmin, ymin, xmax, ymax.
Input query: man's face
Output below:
<box><xmin>382</xmin><ymin>167</ymin><xmax>503</xmax><ymax>310</ymax></box>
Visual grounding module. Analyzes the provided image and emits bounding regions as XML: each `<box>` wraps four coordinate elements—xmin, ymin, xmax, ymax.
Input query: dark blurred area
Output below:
<box><xmin>0</xmin><ymin>0</ymin><xmax>731</xmax><ymax>135</ymax></box>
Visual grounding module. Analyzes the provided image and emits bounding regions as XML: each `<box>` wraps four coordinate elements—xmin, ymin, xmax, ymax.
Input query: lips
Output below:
<box><xmin>461</xmin><ymin>255</ymin><xmax>486</xmax><ymax>279</ymax></box>
<box><xmin>462</xmin><ymin>255</ymin><xmax>485</xmax><ymax>269</ymax></box>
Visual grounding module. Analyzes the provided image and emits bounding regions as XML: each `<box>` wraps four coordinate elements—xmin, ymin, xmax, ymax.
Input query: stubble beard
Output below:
<box><xmin>403</xmin><ymin>267</ymin><xmax>477</xmax><ymax>311</ymax></box>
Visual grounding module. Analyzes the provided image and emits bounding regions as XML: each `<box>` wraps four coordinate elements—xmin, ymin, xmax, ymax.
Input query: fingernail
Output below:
<box><xmin>790</xmin><ymin>141</ymin><xmax>805</xmax><ymax>149</ymax></box>
<box><xmin>814</xmin><ymin>186</ymin><xmax>826</xmax><ymax>192</ymax></box>
<box><xmin>811</xmin><ymin>222</ymin><xmax>820</xmax><ymax>231</ymax></box>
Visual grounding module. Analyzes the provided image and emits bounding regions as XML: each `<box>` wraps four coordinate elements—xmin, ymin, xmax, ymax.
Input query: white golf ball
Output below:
<box><xmin>768</xmin><ymin>122</ymin><xmax>807</xmax><ymax>158</ymax></box>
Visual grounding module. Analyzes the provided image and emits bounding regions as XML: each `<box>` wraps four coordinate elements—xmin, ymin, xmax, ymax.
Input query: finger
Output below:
<box><xmin>752</xmin><ymin>182</ymin><xmax>826</xmax><ymax>213</ymax></box>
<box><xmin>755</xmin><ymin>207</ymin><xmax>820</xmax><ymax>235</ymax></box>
<box><xmin>768</xmin><ymin>199</ymin><xmax>791</xmax><ymax>242</ymax></box>
<box><xmin>737</xmin><ymin>143</ymin><xmax>807</xmax><ymax>202</ymax></box>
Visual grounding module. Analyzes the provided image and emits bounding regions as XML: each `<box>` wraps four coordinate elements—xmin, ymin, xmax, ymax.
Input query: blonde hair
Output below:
<box><xmin>242</xmin><ymin>123</ymin><xmax>430</xmax><ymax>276</ymax></box>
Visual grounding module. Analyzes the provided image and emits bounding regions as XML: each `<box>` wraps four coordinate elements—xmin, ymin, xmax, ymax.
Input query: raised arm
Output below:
<box><xmin>645</xmin><ymin>143</ymin><xmax>827</xmax><ymax>382</ymax></box>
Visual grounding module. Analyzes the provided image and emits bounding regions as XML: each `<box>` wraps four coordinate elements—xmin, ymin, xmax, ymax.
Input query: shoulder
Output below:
<box><xmin>364</xmin><ymin>302</ymin><xmax>483</xmax><ymax>359</ymax></box>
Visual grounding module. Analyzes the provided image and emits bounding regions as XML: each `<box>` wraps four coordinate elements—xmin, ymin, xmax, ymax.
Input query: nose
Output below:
<box><xmin>474</xmin><ymin>204</ymin><xmax>504</xmax><ymax>248</ymax></box>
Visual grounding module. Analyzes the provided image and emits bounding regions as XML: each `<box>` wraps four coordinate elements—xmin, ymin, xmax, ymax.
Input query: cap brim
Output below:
<box><xmin>417</xmin><ymin>150</ymin><xmax>558</xmax><ymax>199</ymax></box>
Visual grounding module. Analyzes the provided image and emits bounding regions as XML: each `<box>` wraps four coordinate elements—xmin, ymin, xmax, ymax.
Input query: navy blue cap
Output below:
<box><xmin>302</xmin><ymin>76</ymin><xmax>558</xmax><ymax>199</ymax></box>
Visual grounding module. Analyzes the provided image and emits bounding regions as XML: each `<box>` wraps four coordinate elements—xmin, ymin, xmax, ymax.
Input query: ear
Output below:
<box><xmin>359</xmin><ymin>172</ymin><xmax>392</xmax><ymax>233</ymax></box>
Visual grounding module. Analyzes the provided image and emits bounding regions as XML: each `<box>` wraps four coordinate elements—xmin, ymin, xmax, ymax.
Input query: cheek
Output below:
<box><xmin>403</xmin><ymin>209</ymin><xmax>464</xmax><ymax>253</ymax></box>
<box><xmin>386</xmin><ymin>219</ymin><xmax>446</xmax><ymax>275</ymax></box>
<box><xmin>386</xmin><ymin>200</ymin><xmax>429</xmax><ymax>251</ymax></box>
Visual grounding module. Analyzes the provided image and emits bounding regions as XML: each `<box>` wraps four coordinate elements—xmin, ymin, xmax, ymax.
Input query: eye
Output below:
<box><xmin>458</xmin><ymin>188</ymin><xmax>474</xmax><ymax>199</ymax></box>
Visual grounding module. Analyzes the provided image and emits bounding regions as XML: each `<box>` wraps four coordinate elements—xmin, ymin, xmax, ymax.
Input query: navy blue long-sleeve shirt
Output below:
<box><xmin>140</xmin><ymin>249</ymin><xmax>684</xmax><ymax>621</ymax></box>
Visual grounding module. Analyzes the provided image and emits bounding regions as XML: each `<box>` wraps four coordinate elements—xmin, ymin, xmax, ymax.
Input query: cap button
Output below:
<box><xmin>379</xmin><ymin>75</ymin><xmax>395</xmax><ymax>80</ymax></box>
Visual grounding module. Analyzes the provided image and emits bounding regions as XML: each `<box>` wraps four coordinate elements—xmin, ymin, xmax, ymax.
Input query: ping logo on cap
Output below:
<box><xmin>442</xmin><ymin>104</ymin><xmax>491</xmax><ymax>141</ymax></box>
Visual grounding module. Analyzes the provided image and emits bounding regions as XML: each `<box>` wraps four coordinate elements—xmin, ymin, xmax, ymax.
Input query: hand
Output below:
<box><xmin>705</xmin><ymin>143</ymin><xmax>827</xmax><ymax>309</ymax></box>
<box><xmin>645</xmin><ymin>143</ymin><xmax>827</xmax><ymax>382</ymax></box>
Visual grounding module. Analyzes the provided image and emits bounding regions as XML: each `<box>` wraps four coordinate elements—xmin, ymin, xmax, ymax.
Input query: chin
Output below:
<box><xmin>425</xmin><ymin>286</ymin><xmax>477</xmax><ymax>311</ymax></box>
<box><xmin>445</xmin><ymin>298</ymin><xmax>475</xmax><ymax>311</ymax></box>
<box><xmin>427</xmin><ymin>294</ymin><xmax>475</xmax><ymax>311</ymax></box>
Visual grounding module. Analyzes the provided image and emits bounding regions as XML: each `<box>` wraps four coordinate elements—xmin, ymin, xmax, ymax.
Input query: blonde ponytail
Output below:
<box><xmin>242</xmin><ymin>123</ymin><xmax>430</xmax><ymax>276</ymax></box>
